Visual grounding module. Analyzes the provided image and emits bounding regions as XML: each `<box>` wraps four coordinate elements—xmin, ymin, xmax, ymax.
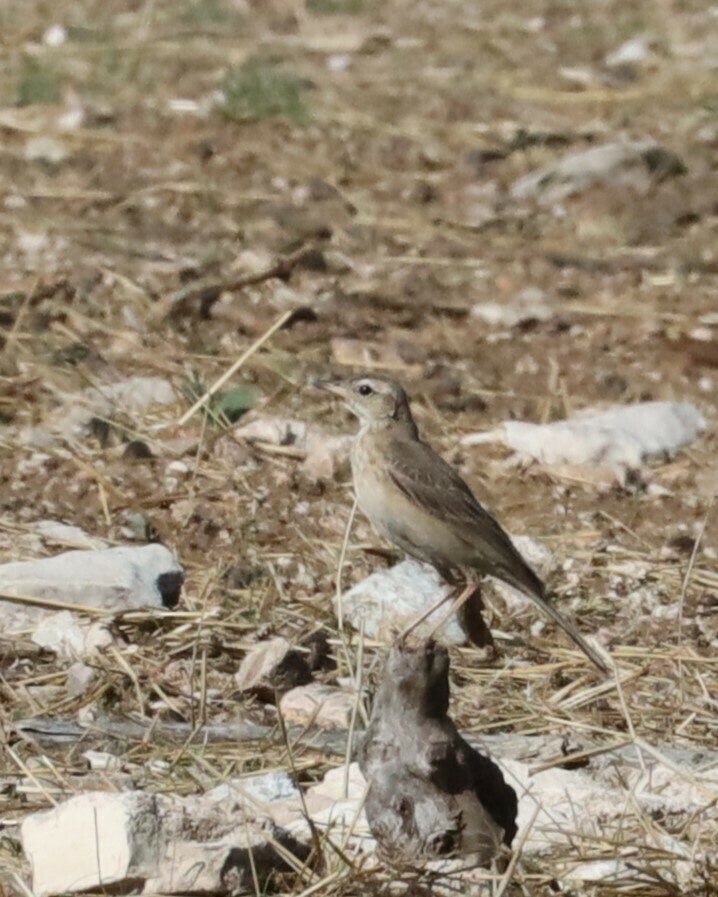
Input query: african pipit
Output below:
<box><xmin>317</xmin><ymin>375</ymin><xmax>608</xmax><ymax>673</ymax></box>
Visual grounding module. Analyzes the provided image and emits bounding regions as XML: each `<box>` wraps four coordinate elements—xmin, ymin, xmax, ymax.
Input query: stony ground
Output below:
<box><xmin>1</xmin><ymin>0</ymin><xmax>717</xmax><ymax>895</ymax></box>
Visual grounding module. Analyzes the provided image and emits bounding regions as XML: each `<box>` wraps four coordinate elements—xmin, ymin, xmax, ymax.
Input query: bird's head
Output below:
<box><xmin>314</xmin><ymin>375</ymin><xmax>416</xmax><ymax>430</ymax></box>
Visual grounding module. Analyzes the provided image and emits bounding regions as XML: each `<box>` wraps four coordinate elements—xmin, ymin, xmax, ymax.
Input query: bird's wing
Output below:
<box><xmin>386</xmin><ymin>435</ymin><xmax>543</xmax><ymax>596</ymax></box>
<box><xmin>386</xmin><ymin>435</ymin><xmax>610</xmax><ymax>674</ymax></box>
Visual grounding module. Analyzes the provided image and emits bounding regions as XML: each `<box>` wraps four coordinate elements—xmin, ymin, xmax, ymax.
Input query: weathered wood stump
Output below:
<box><xmin>358</xmin><ymin>639</ymin><xmax>517</xmax><ymax>866</ymax></box>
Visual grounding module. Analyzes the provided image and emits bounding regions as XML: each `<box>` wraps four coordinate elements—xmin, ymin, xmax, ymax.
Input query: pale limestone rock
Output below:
<box><xmin>0</xmin><ymin>544</ymin><xmax>183</xmax><ymax>644</ymax></box>
<box><xmin>83</xmin><ymin>622</ymin><xmax>115</xmax><ymax>654</ymax></box>
<box><xmin>302</xmin><ymin>763</ymin><xmax>373</xmax><ymax>845</ymax></box>
<box><xmin>471</xmin><ymin>287</ymin><xmax>554</xmax><ymax>328</ymax></box>
<box><xmin>32</xmin><ymin>612</ymin><xmax>85</xmax><ymax>656</ymax></box>
<box><xmin>0</xmin><ymin>543</ymin><xmax>182</xmax><ymax>612</ymax></box>
<box><xmin>20</xmin><ymin>376</ymin><xmax>177</xmax><ymax>446</ymax></box>
<box><xmin>82</xmin><ymin>751</ymin><xmax>122</xmax><ymax>772</ymax></box>
<box><xmin>340</xmin><ymin>559</ymin><xmax>466</xmax><ymax>645</ymax></box>
<box><xmin>33</xmin><ymin>521</ymin><xmax>107</xmax><ymax>550</ymax></box>
<box><xmin>510</xmin><ymin>140</ymin><xmax>686</xmax><ymax>205</ymax></box>
<box><xmin>462</xmin><ymin>402</ymin><xmax>706</xmax><ymax>473</ymax></box>
<box><xmin>234</xmin><ymin>636</ymin><xmax>311</xmax><ymax>697</ymax></box>
<box><xmin>280</xmin><ymin>682</ymin><xmax>357</xmax><ymax>729</ymax></box>
<box><xmin>233</xmin><ymin>414</ymin><xmax>351</xmax><ymax>481</ymax></box>
<box><xmin>66</xmin><ymin>662</ymin><xmax>97</xmax><ymax>697</ymax></box>
<box><xmin>22</xmin><ymin>789</ymin><xmax>310</xmax><ymax>897</ymax></box>
<box><xmin>22</xmin><ymin>791</ymin><xmax>158</xmax><ymax>896</ymax></box>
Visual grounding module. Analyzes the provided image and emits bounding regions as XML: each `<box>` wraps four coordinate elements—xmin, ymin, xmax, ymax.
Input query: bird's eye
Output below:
<box><xmin>357</xmin><ymin>383</ymin><xmax>374</xmax><ymax>397</ymax></box>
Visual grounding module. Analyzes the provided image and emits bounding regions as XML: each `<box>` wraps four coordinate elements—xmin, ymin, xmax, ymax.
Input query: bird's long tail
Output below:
<box><xmin>530</xmin><ymin>589</ymin><xmax>609</xmax><ymax>674</ymax></box>
<box><xmin>505</xmin><ymin>565</ymin><xmax>609</xmax><ymax>674</ymax></box>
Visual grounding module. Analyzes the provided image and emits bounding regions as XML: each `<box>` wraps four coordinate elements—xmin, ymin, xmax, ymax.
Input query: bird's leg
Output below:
<box><xmin>397</xmin><ymin>580</ymin><xmax>456</xmax><ymax>642</ymax></box>
<box><xmin>399</xmin><ymin>570</ymin><xmax>484</xmax><ymax>644</ymax></box>
<box><xmin>457</xmin><ymin>584</ymin><xmax>496</xmax><ymax>650</ymax></box>
<box><xmin>398</xmin><ymin>567</ymin><xmax>457</xmax><ymax>642</ymax></box>
<box><xmin>424</xmin><ymin>580</ymin><xmax>491</xmax><ymax>643</ymax></box>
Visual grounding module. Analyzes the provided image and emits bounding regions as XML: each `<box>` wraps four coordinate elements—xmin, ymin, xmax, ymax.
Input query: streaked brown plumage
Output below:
<box><xmin>318</xmin><ymin>375</ymin><xmax>608</xmax><ymax>673</ymax></box>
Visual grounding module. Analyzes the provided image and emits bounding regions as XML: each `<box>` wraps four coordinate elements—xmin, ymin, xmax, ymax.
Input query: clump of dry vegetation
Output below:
<box><xmin>0</xmin><ymin>0</ymin><xmax>717</xmax><ymax>894</ymax></box>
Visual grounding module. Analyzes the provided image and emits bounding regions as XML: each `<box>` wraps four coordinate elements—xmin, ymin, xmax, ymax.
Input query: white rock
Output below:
<box><xmin>206</xmin><ymin>771</ymin><xmax>300</xmax><ymax>807</ymax></box>
<box><xmin>77</xmin><ymin>705</ymin><xmax>96</xmax><ymax>725</ymax></box>
<box><xmin>524</xmin><ymin>15</ymin><xmax>546</xmax><ymax>32</ymax></box>
<box><xmin>5</xmin><ymin>194</ymin><xmax>26</xmax><ymax>209</ymax></box>
<box><xmin>471</xmin><ymin>287</ymin><xmax>554</xmax><ymax>327</ymax></box>
<box><xmin>280</xmin><ymin>683</ymin><xmax>357</xmax><ymax>729</ymax></box>
<box><xmin>0</xmin><ymin>544</ymin><xmax>184</xmax><ymax>644</ymax></box>
<box><xmin>24</xmin><ymin>137</ymin><xmax>69</xmax><ymax>165</ymax></box>
<box><xmin>56</xmin><ymin>104</ymin><xmax>85</xmax><ymax>131</ymax></box>
<box><xmin>567</xmin><ymin>858</ymin><xmax>635</xmax><ymax>882</ymax></box>
<box><xmin>342</xmin><ymin>544</ymin><xmax>552</xmax><ymax>642</ymax></box>
<box><xmin>510</xmin><ymin>141</ymin><xmax>686</xmax><ymax>205</ymax></box>
<box><xmin>33</xmin><ymin>521</ymin><xmax>107</xmax><ymax>550</ymax></box>
<box><xmin>82</xmin><ymin>750</ymin><xmax>122</xmax><ymax>771</ymax></box>
<box><xmin>32</xmin><ymin>612</ymin><xmax>85</xmax><ymax>657</ymax></box>
<box><xmin>20</xmin><ymin>377</ymin><xmax>177</xmax><ymax>445</ymax></box>
<box><xmin>605</xmin><ymin>36</ymin><xmax>651</xmax><ymax>67</ymax></box>
<box><xmin>234</xmin><ymin>415</ymin><xmax>309</xmax><ymax>447</ymax></box>
<box><xmin>340</xmin><ymin>559</ymin><xmax>467</xmax><ymax>645</ymax></box>
<box><xmin>66</xmin><ymin>662</ymin><xmax>97</xmax><ymax>697</ymax></box>
<box><xmin>43</xmin><ymin>24</ymin><xmax>67</xmax><ymax>46</ymax></box>
<box><xmin>235</xmin><ymin>248</ymin><xmax>273</xmax><ymax>274</ymax></box>
<box><xmin>22</xmin><ymin>789</ymin><xmax>311</xmax><ymax>897</ymax></box>
<box><xmin>234</xmin><ymin>636</ymin><xmax>310</xmax><ymax>694</ymax></box>
<box><xmin>558</xmin><ymin>65</ymin><xmax>597</xmax><ymax>88</ymax></box>
<box><xmin>241</xmin><ymin>771</ymin><xmax>299</xmax><ymax>803</ymax></box>
<box><xmin>306</xmin><ymin>762</ymin><xmax>367</xmax><ymax>806</ymax></box>
<box><xmin>303</xmin><ymin>763</ymin><xmax>372</xmax><ymax>841</ymax></box>
<box><xmin>0</xmin><ymin>543</ymin><xmax>182</xmax><ymax>613</ymax></box>
<box><xmin>167</xmin><ymin>98</ymin><xmax>203</xmax><ymax>115</ymax></box>
<box><xmin>143</xmin><ymin>832</ymin><xmax>278</xmax><ymax>895</ymax></box>
<box><xmin>327</xmin><ymin>54</ymin><xmax>353</xmax><ymax>72</ymax></box>
<box><xmin>629</xmin><ymin>756</ymin><xmax>718</xmax><ymax>812</ymax></box>
<box><xmin>652</xmin><ymin>603</ymin><xmax>680</xmax><ymax>621</ymax></box>
<box><xmin>302</xmin><ymin>432</ymin><xmax>352</xmax><ymax>481</ymax></box>
<box><xmin>503</xmin><ymin>758</ymin><xmax>612</xmax><ymax>845</ymax></box>
<box><xmin>94</xmin><ymin>378</ymin><xmax>177</xmax><ymax>412</ymax></box>
<box><xmin>462</xmin><ymin>402</ymin><xmax>706</xmax><ymax>472</ymax></box>
<box><xmin>500</xmin><ymin>753</ymin><xmax>701</xmax><ymax>886</ymax></box>
<box><xmin>84</xmin><ymin>622</ymin><xmax>115</xmax><ymax>654</ymax></box>
<box><xmin>17</xmin><ymin>230</ymin><xmax>50</xmax><ymax>256</ymax></box>
<box><xmin>22</xmin><ymin>791</ymin><xmax>157</xmax><ymax>896</ymax></box>
<box><xmin>234</xmin><ymin>414</ymin><xmax>351</xmax><ymax>480</ymax></box>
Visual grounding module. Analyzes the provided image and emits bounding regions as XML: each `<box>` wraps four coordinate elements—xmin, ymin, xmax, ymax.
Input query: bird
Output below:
<box><xmin>316</xmin><ymin>375</ymin><xmax>608</xmax><ymax>673</ymax></box>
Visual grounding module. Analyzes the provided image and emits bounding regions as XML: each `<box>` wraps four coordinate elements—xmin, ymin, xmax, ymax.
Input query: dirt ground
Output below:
<box><xmin>0</xmin><ymin>0</ymin><xmax>717</xmax><ymax>894</ymax></box>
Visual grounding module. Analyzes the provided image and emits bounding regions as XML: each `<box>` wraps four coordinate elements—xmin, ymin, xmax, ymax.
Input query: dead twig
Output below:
<box><xmin>162</xmin><ymin>246</ymin><xmax>313</xmax><ymax>320</ymax></box>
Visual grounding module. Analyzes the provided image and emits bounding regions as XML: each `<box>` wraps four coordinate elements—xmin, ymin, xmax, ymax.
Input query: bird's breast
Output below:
<box><xmin>350</xmin><ymin>432</ymin><xmax>393</xmax><ymax>527</ymax></box>
<box><xmin>350</xmin><ymin>431</ymin><xmax>460</xmax><ymax>566</ymax></box>
<box><xmin>351</xmin><ymin>431</ymin><xmax>414</xmax><ymax>542</ymax></box>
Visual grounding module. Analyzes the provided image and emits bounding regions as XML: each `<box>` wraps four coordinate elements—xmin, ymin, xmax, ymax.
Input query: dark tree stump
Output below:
<box><xmin>358</xmin><ymin>640</ymin><xmax>517</xmax><ymax>867</ymax></box>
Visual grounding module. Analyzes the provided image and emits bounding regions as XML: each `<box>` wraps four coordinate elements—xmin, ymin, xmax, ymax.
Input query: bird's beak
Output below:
<box><xmin>311</xmin><ymin>377</ymin><xmax>348</xmax><ymax>399</ymax></box>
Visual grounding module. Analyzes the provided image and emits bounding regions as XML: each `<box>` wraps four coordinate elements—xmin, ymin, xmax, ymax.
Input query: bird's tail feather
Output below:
<box><xmin>529</xmin><ymin>589</ymin><xmax>609</xmax><ymax>674</ymax></box>
<box><xmin>503</xmin><ymin>565</ymin><xmax>609</xmax><ymax>674</ymax></box>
